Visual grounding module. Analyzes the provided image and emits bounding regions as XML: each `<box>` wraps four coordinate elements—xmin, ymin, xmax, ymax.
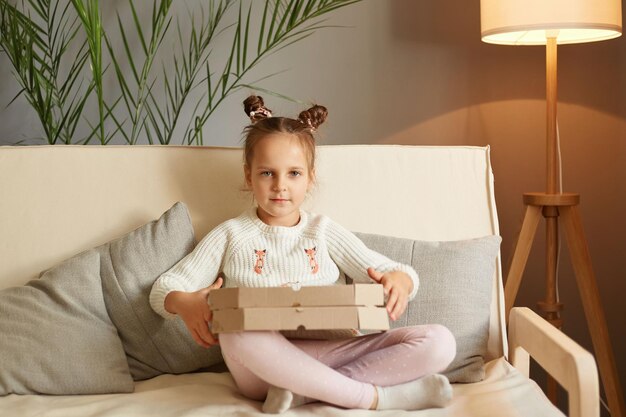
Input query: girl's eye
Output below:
<box><xmin>260</xmin><ymin>171</ymin><xmax>273</xmax><ymax>177</ymax></box>
<box><xmin>290</xmin><ymin>171</ymin><xmax>302</xmax><ymax>177</ymax></box>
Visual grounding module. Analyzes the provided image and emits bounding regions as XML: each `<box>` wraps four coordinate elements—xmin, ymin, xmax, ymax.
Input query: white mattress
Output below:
<box><xmin>0</xmin><ymin>358</ymin><xmax>563</xmax><ymax>417</ymax></box>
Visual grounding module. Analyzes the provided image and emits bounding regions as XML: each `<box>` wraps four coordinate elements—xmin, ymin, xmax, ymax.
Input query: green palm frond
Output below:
<box><xmin>0</xmin><ymin>0</ymin><xmax>91</xmax><ymax>144</ymax></box>
<box><xmin>185</xmin><ymin>0</ymin><xmax>360</xmax><ymax>144</ymax></box>
<box><xmin>104</xmin><ymin>0</ymin><xmax>173</xmax><ymax>144</ymax></box>
<box><xmin>71</xmin><ymin>0</ymin><xmax>106</xmax><ymax>143</ymax></box>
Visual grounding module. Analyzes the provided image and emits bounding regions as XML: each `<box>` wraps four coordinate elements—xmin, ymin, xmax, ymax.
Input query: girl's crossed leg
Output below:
<box><xmin>218</xmin><ymin>324</ymin><xmax>456</xmax><ymax>412</ymax></box>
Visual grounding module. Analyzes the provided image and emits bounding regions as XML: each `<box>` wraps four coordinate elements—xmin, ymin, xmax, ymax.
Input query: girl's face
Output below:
<box><xmin>245</xmin><ymin>133</ymin><xmax>314</xmax><ymax>227</ymax></box>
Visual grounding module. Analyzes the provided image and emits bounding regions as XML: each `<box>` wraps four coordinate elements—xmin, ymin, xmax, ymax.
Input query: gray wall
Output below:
<box><xmin>1</xmin><ymin>0</ymin><xmax>624</xmax><ymax>413</ymax></box>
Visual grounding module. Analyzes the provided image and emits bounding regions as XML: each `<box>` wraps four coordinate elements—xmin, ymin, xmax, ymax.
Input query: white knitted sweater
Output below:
<box><xmin>150</xmin><ymin>208</ymin><xmax>419</xmax><ymax>319</ymax></box>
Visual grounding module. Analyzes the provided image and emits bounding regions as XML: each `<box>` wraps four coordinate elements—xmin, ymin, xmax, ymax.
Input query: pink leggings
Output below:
<box><xmin>219</xmin><ymin>325</ymin><xmax>456</xmax><ymax>410</ymax></box>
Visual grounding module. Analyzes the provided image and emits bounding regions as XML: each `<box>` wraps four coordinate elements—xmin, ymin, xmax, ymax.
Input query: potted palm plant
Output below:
<box><xmin>0</xmin><ymin>0</ymin><xmax>361</xmax><ymax>145</ymax></box>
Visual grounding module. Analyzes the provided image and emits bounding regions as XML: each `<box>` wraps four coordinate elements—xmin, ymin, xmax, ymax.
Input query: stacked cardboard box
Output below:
<box><xmin>209</xmin><ymin>284</ymin><xmax>389</xmax><ymax>334</ymax></box>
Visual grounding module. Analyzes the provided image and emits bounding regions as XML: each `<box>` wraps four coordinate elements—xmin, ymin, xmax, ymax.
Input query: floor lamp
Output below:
<box><xmin>479</xmin><ymin>1</ymin><xmax>625</xmax><ymax>416</ymax></box>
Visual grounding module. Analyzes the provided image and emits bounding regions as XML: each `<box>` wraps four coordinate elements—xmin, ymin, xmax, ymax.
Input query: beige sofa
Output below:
<box><xmin>0</xmin><ymin>145</ymin><xmax>597</xmax><ymax>416</ymax></box>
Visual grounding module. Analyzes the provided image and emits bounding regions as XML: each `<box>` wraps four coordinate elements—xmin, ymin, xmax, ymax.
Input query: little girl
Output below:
<box><xmin>150</xmin><ymin>96</ymin><xmax>456</xmax><ymax>413</ymax></box>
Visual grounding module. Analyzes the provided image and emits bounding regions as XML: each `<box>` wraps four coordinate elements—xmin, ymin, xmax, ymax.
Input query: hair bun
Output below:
<box><xmin>244</xmin><ymin>95</ymin><xmax>272</xmax><ymax>122</ymax></box>
<box><xmin>298</xmin><ymin>105</ymin><xmax>328</xmax><ymax>132</ymax></box>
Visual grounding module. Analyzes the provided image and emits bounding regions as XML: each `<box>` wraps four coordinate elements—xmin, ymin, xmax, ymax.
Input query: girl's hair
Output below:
<box><xmin>242</xmin><ymin>95</ymin><xmax>328</xmax><ymax>174</ymax></box>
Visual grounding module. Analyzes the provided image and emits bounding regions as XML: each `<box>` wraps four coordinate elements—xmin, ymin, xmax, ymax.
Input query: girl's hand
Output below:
<box><xmin>164</xmin><ymin>277</ymin><xmax>224</xmax><ymax>348</ymax></box>
<box><xmin>367</xmin><ymin>268</ymin><xmax>413</xmax><ymax>321</ymax></box>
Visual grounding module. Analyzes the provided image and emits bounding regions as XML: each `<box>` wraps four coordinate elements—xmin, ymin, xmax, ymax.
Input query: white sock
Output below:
<box><xmin>376</xmin><ymin>374</ymin><xmax>452</xmax><ymax>411</ymax></box>
<box><xmin>262</xmin><ymin>385</ymin><xmax>315</xmax><ymax>414</ymax></box>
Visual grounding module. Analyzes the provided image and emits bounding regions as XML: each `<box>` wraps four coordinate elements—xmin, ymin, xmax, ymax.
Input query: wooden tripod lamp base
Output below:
<box><xmin>504</xmin><ymin>192</ymin><xmax>625</xmax><ymax>417</ymax></box>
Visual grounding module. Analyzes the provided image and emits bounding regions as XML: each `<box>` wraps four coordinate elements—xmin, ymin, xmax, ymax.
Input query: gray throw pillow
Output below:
<box><xmin>0</xmin><ymin>250</ymin><xmax>134</xmax><ymax>395</ymax></box>
<box><xmin>353</xmin><ymin>232</ymin><xmax>502</xmax><ymax>383</ymax></box>
<box><xmin>99</xmin><ymin>201</ymin><xmax>223</xmax><ymax>380</ymax></box>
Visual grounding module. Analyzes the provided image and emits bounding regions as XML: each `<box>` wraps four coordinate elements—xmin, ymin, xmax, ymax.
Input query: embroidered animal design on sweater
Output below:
<box><xmin>253</xmin><ymin>249</ymin><xmax>266</xmax><ymax>274</ymax></box>
<box><xmin>304</xmin><ymin>247</ymin><xmax>319</xmax><ymax>274</ymax></box>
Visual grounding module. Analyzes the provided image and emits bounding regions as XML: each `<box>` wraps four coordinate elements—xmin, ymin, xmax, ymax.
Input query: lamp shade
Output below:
<box><xmin>481</xmin><ymin>0</ymin><xmax>622</xmax><ymax>45</ymax></box>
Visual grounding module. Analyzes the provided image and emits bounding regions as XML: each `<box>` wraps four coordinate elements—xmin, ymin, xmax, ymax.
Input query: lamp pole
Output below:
<box><xmin>546</xmin><ymin>37</ymin><xmax>558</xmax><ymax>195</ymax></box>
<box><xmin>541</xmin><ymin>36</ymin><xmax>562</xmax><ymax>402</ymax></box>
<box><xmin>539</xmin><ymin>38</ymin><xmax>562</xmax><ymax>332</ymax></box>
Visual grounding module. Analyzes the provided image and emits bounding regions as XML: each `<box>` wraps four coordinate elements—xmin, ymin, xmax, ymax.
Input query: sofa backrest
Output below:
<box><xmin>0</xmin><ymin>144</ymin><xmax>504</xmax><ymax>359</ymax></box>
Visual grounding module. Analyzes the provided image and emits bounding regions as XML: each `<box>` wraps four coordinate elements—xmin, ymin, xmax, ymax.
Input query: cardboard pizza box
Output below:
<box><xmin>208</xmin><ymin>284</ymin><xmax>389</xmax><ymax>334</ymax></box>
<box><xmin>211</xmin><ymin>306</ymin><xmax>389</xmax><ymax>334</ymax></box>
<box><xmin>208</xmin><ymin>283</ymin><xmax>384</xmax><ymax>310</ymax></box>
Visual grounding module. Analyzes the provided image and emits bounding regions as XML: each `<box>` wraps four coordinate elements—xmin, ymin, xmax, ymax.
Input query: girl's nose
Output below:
<box><xmin>273</xmin><ymin>178</ymin><xmax>286</xmax><ymax>191</ymax></box>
